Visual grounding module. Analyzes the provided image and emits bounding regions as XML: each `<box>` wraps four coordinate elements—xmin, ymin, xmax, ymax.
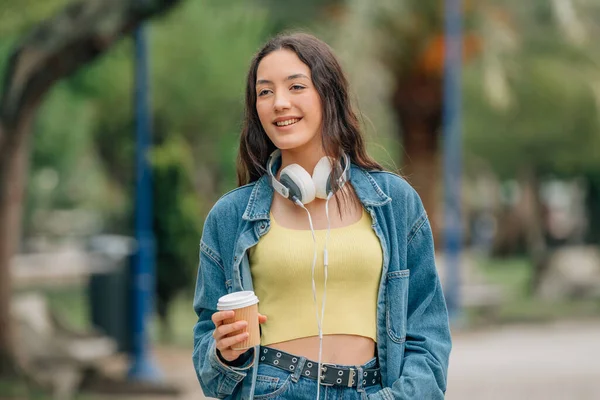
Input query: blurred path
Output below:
<box><xmin>152</xmin><ymin>319</ymin><xmax>600</xmax><ymax>400</ymax></box>
<box><xmin>447</xmin><ymin>319</ymin><xmax>600</xmax><ymax>400</ymax></box>
<box><xmin>151</xmin><ymin>346</ymin><xmax>208</xmax><ymax>400</ymax></box>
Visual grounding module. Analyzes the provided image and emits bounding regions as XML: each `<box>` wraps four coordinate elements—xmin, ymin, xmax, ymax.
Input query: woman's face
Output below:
<box><xmin>255</xmin><ymin>49</ymin><xmax>323</xmax><ymax>153</ymax></box>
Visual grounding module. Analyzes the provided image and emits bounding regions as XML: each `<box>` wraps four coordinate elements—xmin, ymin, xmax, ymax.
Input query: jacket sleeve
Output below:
<box><xmin>372</xmin><ymin>213</ymin><xmax>452</xmax><ymax>400</ymax></box>
<box><xmin>192</xmin><ymin>239</ymin><xmax>254</xmax><ymax>399</ymax></box>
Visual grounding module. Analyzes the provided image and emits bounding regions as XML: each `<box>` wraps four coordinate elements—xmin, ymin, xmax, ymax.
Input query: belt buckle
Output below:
<box><xmin>347</xmin><ymin>369</ymin><xmax>356</xmax><ymax>388</ymax></box>
<box><xmin>319</xmin><ymin>363</ymin><xmax>336</xmax><ymax>386</ymax></box>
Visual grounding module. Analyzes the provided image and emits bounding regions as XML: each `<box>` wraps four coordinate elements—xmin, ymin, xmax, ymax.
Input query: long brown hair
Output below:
<box><xmin>237</xmin><ymin>32</ymin><xmax>382</xmax><ymax>194</ymax></box>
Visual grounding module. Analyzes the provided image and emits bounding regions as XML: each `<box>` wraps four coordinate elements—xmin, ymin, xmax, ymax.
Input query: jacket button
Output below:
<box><xmin>260</xmin><ymin>223</ymin><xmax>266</xmax><ymax>229</ymax></box>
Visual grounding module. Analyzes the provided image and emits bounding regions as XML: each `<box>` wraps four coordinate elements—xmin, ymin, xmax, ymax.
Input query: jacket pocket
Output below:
<box><xmin>385</xmin><ymin>269</ymin><xmax>410</xmax><ymax>343</ymax></box>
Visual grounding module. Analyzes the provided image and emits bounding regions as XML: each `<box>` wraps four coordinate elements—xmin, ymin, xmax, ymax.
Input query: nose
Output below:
<box><xmin>273</xmin><ymin>91</ymin><xmax>291</xmax><ymax>111</ymax></box>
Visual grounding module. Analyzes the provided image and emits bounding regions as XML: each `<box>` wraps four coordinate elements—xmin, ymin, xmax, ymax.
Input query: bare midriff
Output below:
<box><xmin>267</xmin><ymin>334</ymin><xmax>376</xmax><ymax>366</ymax></box>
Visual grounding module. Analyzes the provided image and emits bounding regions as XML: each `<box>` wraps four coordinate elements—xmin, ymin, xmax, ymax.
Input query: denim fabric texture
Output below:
<box><xmin>192</xmin><ymin>163</ymin><xmax>452</xmax><ymax>399</ymax></box>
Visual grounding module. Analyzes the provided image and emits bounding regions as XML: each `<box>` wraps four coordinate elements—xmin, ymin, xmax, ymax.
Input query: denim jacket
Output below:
<box><xmin>192</xmin><ymin>165</ymin><xmax>452</xmax><ymax>399</ymax></box>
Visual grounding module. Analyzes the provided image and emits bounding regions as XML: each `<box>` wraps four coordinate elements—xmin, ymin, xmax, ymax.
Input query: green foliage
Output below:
<box><xmin>67</xmin><ymin>39</ymin><xmax>136</xmax><ymax>228</ymax></box>
<box><xmin>256</xmin><ymin>0</ymin><xmax>340</xmax><ymax>34</ymax></box>
<box><xmin>0</xmin><ymin>0</ymin><xmax>73</xmax><ymax>37</ymax></box>
<box><xmin>464</xmin><ymin>57</ymin><xmax>600</xmax><ymax>179</ymax></box>
<box><xmin>39</xmin><ymin>0</ymin><xmax>271</xmax><ymax>316</ymax></box>
<box><xmin>0</xmin><ymin>0</ymin><xmax>271</xmax><ymax>325</ymax></box>
<box><xmin>14</xmin><ymin>0</ymin><xmax>272</xmax><ymax>233</ymax></box>
<box><xmin>151</xmin><ymin>135</ymin><xmax>202</xmax><ymax>326</ymax></box>
<box><xmin>149</xmin><ymin>0</ymin><xmax>270</xmax><ymax>189</ymax></box>
<box><xmin>23</xmin><ymin>82</ymin><xmax>107</xmax><ymax>234</ymax></box>
<box><xmin>463</xmin><ymin>0</ymin><xmax>600</xmax><ymax>180</ymax></box>
<box><xmin>68</xmin><ymin>0</ymin><xmax>271</xmax><ymax>199</ymax></box>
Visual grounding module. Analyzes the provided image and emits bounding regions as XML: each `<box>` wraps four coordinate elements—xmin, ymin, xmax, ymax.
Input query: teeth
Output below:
<box><xmin>276</xmin><ymin>118</ymin><xmax>299</xmax><ymax>127</ymax></box>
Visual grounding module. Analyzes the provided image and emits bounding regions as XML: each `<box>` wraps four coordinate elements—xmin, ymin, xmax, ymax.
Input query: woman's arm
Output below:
<box><xmin>373</xmin><ymin>211</ymin><xmax>452</xmax><ymax>399</ymax></box>
<box><xmin>192</xmin><ymin>240</ymin><xmax>254</xmax><ymax>399</ymax></box>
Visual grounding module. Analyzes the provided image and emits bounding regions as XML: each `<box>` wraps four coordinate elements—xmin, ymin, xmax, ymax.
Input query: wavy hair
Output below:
<box><xmin>237</xmin><ymin>33</ymin><xmax>382</xmax><ymax>191</ymax></box>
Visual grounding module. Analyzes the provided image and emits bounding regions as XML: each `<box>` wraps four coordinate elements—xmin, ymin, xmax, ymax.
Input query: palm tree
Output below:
<box><xmin>333</xmin><ymin>0</ymin><xmax>599</xmax><ymax>252</ymax></box>
<box><xmin>333</xmin><ymin>0</ymin><xmax>480</xmax><ymax>241</ymax></box>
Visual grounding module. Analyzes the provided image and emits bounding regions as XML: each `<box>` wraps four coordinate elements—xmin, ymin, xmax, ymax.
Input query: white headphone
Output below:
<box><xmin>267</xmin><ymin>149</ymin><xmax>351</xmax><ymax>204</ymax></box>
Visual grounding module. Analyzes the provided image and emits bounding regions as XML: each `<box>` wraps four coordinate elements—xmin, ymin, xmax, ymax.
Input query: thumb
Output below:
<box><xmin>258</xmin><ymin>313</ymin><xmax>268</xmax><ymax>324</ymax></box>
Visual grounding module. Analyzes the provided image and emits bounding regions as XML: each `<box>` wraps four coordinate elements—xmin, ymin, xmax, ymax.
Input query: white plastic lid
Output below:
<box><xmin>217</xmin><ymin>291</ymin><xmax>259</xmax><ymax>310</ymax></box>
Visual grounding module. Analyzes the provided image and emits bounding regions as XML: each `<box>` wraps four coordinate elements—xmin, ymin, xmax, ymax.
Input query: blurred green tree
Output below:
<box><xmin>0</xmin><ymin>0</ymin><xmax>181</xmax><ymax>376</ymax></box>
<box><xmin>72</xmin><ymin>0</ymin><xmax>271</xmax><ymax>214</ymax></box>
<box><xmin>71</xmin><ymin>0</ymin><xmax>270</xmax><ymax>326</ymax></box>
<box><xmin>463</xmin><ymin>0</ymin><xmax>600</xmax><ymax>289</ymax></box>
<box><xmin>331</xmin><ymin>0</ymin><xmax>481</xmax><ymax>239</ymax></box>
<box><xmin>151</xmin><ymin>135</ymin><xmax>202</xmax><ymax>340</ymax></box>
<box><xmin>464</xmin><ymin>0</ymin><xmax>600</xmax><ymax>179</ymax></box>
<box><xmin>329</xmin><ymin>0</ymin><xmax>599</xmax><ymax>294</ymax></box>
<box><xmin>0</xmin><ymin>0</ymin><xmax>73</xmax><ymax>37</ymax></box>
<box><xmin>0</xmin><ymin>0</ymin><xmax>270</xmax><ymax>356</ymax></box>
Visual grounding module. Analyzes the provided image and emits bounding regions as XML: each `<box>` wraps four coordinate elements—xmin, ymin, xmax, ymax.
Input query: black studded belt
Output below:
<box><xmin>258</xmin><ymin>346</ymin><xmax>381</xmax><ymax>388</ymax></box>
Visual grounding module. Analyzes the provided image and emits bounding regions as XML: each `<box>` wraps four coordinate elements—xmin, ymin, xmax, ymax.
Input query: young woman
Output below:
<box><xmin>192</xmin><ymin>33</ymin><xmax>451</xmax><ymax>399</ymax></box>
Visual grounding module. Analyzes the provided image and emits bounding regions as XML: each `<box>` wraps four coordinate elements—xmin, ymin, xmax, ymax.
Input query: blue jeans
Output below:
<box><xmin>254</xmin><ymin>354</ymin><xmax>383</xmax><ymax>400</ymax></box>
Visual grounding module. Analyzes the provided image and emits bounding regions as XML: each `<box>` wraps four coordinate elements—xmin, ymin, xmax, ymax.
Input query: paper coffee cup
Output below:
<box><xmin>217</xmin><ymin>291</ymin><xmax>260</xmax><ymax>350</ymax></box>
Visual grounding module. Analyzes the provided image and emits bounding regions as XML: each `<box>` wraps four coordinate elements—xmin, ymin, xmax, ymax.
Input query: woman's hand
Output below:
<box><xmin>212</xmin><ymin>311</ymin><xmax>267</xmax><ymax>362</ymax></box>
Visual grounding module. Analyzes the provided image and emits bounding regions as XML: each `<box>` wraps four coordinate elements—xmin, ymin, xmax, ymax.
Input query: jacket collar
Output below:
<box><xmin>242</xmin><ymin>163</ymin><xmax>391</xmax><ymax>221</ymax></box>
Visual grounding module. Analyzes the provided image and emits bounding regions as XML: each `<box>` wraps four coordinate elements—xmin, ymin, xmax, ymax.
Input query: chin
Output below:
<box><xmin>270</xmin><ymin>137</ymin><xmax>312</xmax><ymax>151</ymax></box>
<box><xmin>275</xmin><ymin>142</ymin><xmax>305</xmax><ymax>150</ymax></box>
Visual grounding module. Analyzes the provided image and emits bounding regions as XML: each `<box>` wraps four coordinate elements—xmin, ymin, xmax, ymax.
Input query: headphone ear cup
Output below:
<box><xmin>280</xmin><ymin>164</ymin><xmax>316</xmax><ymax>204</ymax></box>
<box><xmin>313</xmin><ymin>156</ymin><xmax>333</xmax><ymax>199</ymax></box>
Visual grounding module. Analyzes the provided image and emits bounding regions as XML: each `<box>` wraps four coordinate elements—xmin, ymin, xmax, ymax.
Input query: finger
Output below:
<box><xmin>216</xmin><ymin>332</ymin><xmax>249</xmax><ymax>351</ymax></box>
<box><xmin>258</xmin><ymin>314</ymin><xmax>267</xmax><ymax>324</ymax></box>
<box><xmin>212</xmin><ymin>310</ymin><xmax>234</xmax><ymax>326</ymax></box>
<box><xmin>216</xmin><ymin>320</ymin><xmax>248</xmax><ymax>339</ymax></box>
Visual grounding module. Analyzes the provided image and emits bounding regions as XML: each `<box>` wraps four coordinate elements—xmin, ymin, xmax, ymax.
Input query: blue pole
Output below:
<box><xmin>128</xmin><ymin>23</ymin><xmax>162</xmax><ymax>382</ymax></box>
<box><xmin>443</xmin><ymin>0</ymin><xmax>463</xmax><ymax>321</ymax></box>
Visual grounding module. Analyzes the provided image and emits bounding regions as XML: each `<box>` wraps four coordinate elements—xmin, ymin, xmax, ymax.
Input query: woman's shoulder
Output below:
<box><xmin>361</xmin><ymin>169</ymin><xmax>427</xmax><ymax>225</ymax></box>
<box><xmin>364</xmin><ymin>169</ymin><xmax>420</xmax><ymax>202</ymax></box>
<box><xmin>205</xmin><ymin>182</ymin><xmax>257</xmax><ymax>224</ymax></box>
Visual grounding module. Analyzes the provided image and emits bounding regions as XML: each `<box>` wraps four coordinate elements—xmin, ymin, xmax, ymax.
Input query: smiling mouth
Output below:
<box><xmin>274</xmin><ymin>118</ymin><xmax>301</xmax><ymax>127</ymax></box>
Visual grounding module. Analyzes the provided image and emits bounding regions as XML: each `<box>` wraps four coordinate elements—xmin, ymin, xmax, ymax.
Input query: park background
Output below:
<box><xmin>0</xmin><ymin>0</ymin><xmax>599</xmax><ymax>399</ymax></box>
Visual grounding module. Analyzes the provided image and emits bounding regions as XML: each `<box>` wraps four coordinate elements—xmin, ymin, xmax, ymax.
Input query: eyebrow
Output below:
<box><xmin>256</xmin><ymin>73</ymin><xmax>309</xmax><ymax>85</ymax></box>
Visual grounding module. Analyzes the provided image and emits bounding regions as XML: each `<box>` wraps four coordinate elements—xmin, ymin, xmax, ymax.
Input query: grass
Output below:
<box><xmin>471</xmin><ymin>256</ymin><xmax>600</xmax><ymax>325</ymax></box>
<box><xmin>163</xmin><ymin>293</ymin><xmax>197</xmax><ymax>348</ymax></box>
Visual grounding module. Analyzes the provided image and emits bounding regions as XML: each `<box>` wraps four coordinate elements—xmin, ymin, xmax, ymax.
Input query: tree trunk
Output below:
<box><xmin>586</xmin><ymin>173</ymin><xmax>600</xmax><ymax>245</ymax></box>
<box><xmin>0</xmin><ymin>118</ymin><xmax>33</xmax><ymax>375</ymax></box>
<box><xmin>393</xmin><ymin>72</ymin><xmax>443</xmax><ymax>242</ymax></box>
<box><xmin>518</xmin><ymin>167</ymin><xmax>550</xmax><ymax>293</ymax></box>
<box><xmin>0</xmin><ymin>0</ymin><xmax>181</xmax><ymax>377</ymax></box>
<box><xmin>401</xmin><ymin>118</ymin><xmax>440</xmax><ymax>230</ymax></box>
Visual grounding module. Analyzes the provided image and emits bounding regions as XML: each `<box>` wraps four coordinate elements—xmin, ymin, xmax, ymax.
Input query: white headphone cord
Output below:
<box><xmin>318</xmin><ymin>193</ymin><xmax>333</xmax><ymax>398</ymax></box>
<box><xmin>294</xmin><ymin>196</ymin><xmax>331</xmax><ymax>400</ymax></box>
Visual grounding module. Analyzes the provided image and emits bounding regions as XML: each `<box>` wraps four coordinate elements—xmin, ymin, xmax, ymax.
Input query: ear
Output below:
<box><xmin>313</xmin><ymin>156</ymin><xmax>333</xmax><ymax>200</ymax></box>
<box><xmin>280</xmin><ymin>164</ymin><xmax>316</xmax><ymax>204</ymax></box>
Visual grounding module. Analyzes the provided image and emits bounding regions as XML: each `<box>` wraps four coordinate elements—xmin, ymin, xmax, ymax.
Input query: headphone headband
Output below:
<box><xmin>267</xmin><ymin>150</ymin><xmax>290</xmax><ymax>198</ymax></box>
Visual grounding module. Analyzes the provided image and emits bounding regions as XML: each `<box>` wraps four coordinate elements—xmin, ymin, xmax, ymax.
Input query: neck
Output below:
<box><xmin>279</xmin><ymin>144</ymin><xmax>325</xmax><ymax>176</ymax></box>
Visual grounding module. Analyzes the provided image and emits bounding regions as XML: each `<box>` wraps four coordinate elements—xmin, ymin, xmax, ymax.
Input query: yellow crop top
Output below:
<box><xmin>249</xmin><ymin>209</ymin><xmax>383</xmax><ymax>346</ymax></box>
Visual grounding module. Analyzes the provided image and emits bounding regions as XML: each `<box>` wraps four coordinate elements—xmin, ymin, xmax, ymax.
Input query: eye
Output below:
<box><xmin>257</xmin><ymin>88</ymin><xmax>272</xmax><ymax>97</ymax></box>
<box><xmin>290</xmin><ymin>84</ymin><xmax>305</xmax><ymax>91</ymax></box>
